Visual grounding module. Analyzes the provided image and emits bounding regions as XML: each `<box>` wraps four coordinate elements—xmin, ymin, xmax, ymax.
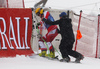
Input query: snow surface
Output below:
<box><xmin>0</xmin><ymin>52</ymin><xmax>100</xmax><ymax>69</ymax></box>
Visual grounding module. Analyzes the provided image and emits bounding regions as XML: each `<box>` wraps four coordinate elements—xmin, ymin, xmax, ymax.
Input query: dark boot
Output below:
<box><xmin>60</xmin><ymin>56</ymin><xmax>70</xmax><ymax>62</ymax></box>
<box><xmin>75</xmin><ymin>55</ymin><xmax>84</xmax><ymax>63</ymax></box>
<box><xmin>64</xmin><ymin>57</ymin><xmax>70</xmax><ymax>62</ymax></box>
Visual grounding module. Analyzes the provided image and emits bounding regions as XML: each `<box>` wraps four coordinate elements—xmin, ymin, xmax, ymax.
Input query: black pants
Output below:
<box><xmin>59</xmin><ymin>39</ymin><xmax>82</xmax><ymax>58</ymax></box>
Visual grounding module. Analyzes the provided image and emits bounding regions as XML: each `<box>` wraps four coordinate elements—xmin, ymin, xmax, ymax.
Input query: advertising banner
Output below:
<box><xmin>0</xmin><ymin>8</ymin><xmax>34</xmax><ymax>57</ymax></box>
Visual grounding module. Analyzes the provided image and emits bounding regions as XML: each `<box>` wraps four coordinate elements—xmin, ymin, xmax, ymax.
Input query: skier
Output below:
<box><xmin>35</xmin><ymin>8</ymin><xmax>58</xmax><ymax>58</ymax></box>
<box><xmin>42</xmin><ymin>12</ymin><xmax>84</xmax><ymax>63</ymax></box>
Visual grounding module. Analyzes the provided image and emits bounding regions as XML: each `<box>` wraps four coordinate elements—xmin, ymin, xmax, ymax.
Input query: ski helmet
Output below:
<box><xmin>35</xmin><ymin>8</ymin><xmax>44</xmax><ymax>16</ymax></box>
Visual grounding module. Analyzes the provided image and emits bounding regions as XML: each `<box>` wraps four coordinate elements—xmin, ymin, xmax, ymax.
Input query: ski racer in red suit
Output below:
<box><xmin>35</xmin><ymin>8</ymin><xmax>58</xmax><ymax>58</ymax></box>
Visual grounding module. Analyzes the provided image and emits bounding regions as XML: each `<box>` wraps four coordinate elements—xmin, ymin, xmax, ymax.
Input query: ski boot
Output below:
<box><xmin>45</xmin><ymin>51</ymin><xmax>55</xmax><ymax>58</ymax></box>
<box><xmin>50</xmin><ymin>51</ymin><xmax>55</xmax><ymax>58</ymax></box>
<box><xmin>60</xmin><ymin>57</ymin><xmax>70</xmax><ymax>62</ymax></box>
<box><xmin>39</xmin><ymin>50</ymin><xmax>46</xmax><ymax>57</ymax></box>
<box><xmin>75</xmin><ymin>55</ymin><xmax>84</xmax><ymax>63</ymax></box>
<box><xmin>50</xmin><ymin>47</ymin><xmax>55</xmax><ymax>58</ymax></box>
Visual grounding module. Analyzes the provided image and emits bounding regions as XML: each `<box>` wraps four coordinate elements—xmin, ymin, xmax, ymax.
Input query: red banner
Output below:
<box><xmin>0</xmin><ymin>8</ymin><xmax>34</xmax><ymax>57</ymax></box>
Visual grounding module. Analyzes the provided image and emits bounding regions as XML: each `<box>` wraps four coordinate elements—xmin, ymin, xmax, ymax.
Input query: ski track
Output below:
<box><xmin>0</xmin><ymin>54</ymin><xmax>100</xmax><ymax>69</ymax></box>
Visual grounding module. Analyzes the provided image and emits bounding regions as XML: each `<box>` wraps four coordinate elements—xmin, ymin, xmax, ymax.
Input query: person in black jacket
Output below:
<box><xmin>42</xmin><ymin>12</ymin><xmax>84</xmax><ymax>63</ymax></box>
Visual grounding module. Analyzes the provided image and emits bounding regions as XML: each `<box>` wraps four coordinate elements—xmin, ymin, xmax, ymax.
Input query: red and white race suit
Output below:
<box><xmin>38</xmin><ymin>11</ymin><xmax>58</xmax><ymax>51</ymax></box>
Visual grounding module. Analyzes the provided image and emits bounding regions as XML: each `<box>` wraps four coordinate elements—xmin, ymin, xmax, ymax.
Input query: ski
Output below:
<box><xmin>59</xmin><ymin>59</ymin><xmax>82</xmax><ymax>63</ymax></box>
<box><xmin>41</xmin><ymin>55</ymin><xmax>59</xmax><ymax>60</ymax></box>
<box><xmin>29</xmin><ymin>54</ymin><xmax>82</xmax><ymax>63</ymax></box>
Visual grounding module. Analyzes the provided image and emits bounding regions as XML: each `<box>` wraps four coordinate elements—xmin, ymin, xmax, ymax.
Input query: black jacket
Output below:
<box><xmin>43</xmin><ymin>17</ymin><xmax>75</xmax><ymax>43</ymax></box>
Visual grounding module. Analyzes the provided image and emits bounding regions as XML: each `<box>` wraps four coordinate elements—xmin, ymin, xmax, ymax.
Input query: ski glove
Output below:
<box><xmin>36</xmin><ymin>23</ymin><xmax>40</xmax><ymax>29</ymax></box>
<box><xmin>42</xmin><ymin>18</ymin><xmax>47</xmax><ymax>22</ymax></box>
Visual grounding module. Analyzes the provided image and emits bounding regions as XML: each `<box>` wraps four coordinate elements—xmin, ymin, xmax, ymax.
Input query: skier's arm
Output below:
<box><xmin>42</xmin><ymin>18</ymin><xmax>60</xmax><ymax>25</ymax></box>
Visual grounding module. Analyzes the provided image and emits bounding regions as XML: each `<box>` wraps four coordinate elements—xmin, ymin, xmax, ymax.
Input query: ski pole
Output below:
<box><xmin>52</xmin><ymin>44</ymin><xmax>62</xmax><ymax>57</ymax></box>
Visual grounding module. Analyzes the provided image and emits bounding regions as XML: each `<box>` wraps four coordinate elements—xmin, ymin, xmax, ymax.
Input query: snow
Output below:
<box><xmin>0</xmin><ymin>53</ymin><xmax>100</xmax><ymax>69</ymax></box>
<box><xmin>24</xmin><ymin>0</ymin><xmax>100</xmax><ymax>15</ymax></box>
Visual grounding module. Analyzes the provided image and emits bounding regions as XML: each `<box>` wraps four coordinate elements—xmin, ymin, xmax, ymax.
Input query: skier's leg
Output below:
<box><xmin>46</xmin><ymin>28</ymin><xmax>58</xmax><ymax>48</ymax></box>
<box><xmin>45</xmin><ymin>28</ymin><xmax>58</xmax><ymax>58</ymax></box>
<box><xmin>38</xmin><ymin>36</ymin><xmax>47</xmax><ymax>57</ymax></box>
<box><xmin>38</xmin><ymin>36</ymin><xmax>47</xmax><ymax>50</ymax></box>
